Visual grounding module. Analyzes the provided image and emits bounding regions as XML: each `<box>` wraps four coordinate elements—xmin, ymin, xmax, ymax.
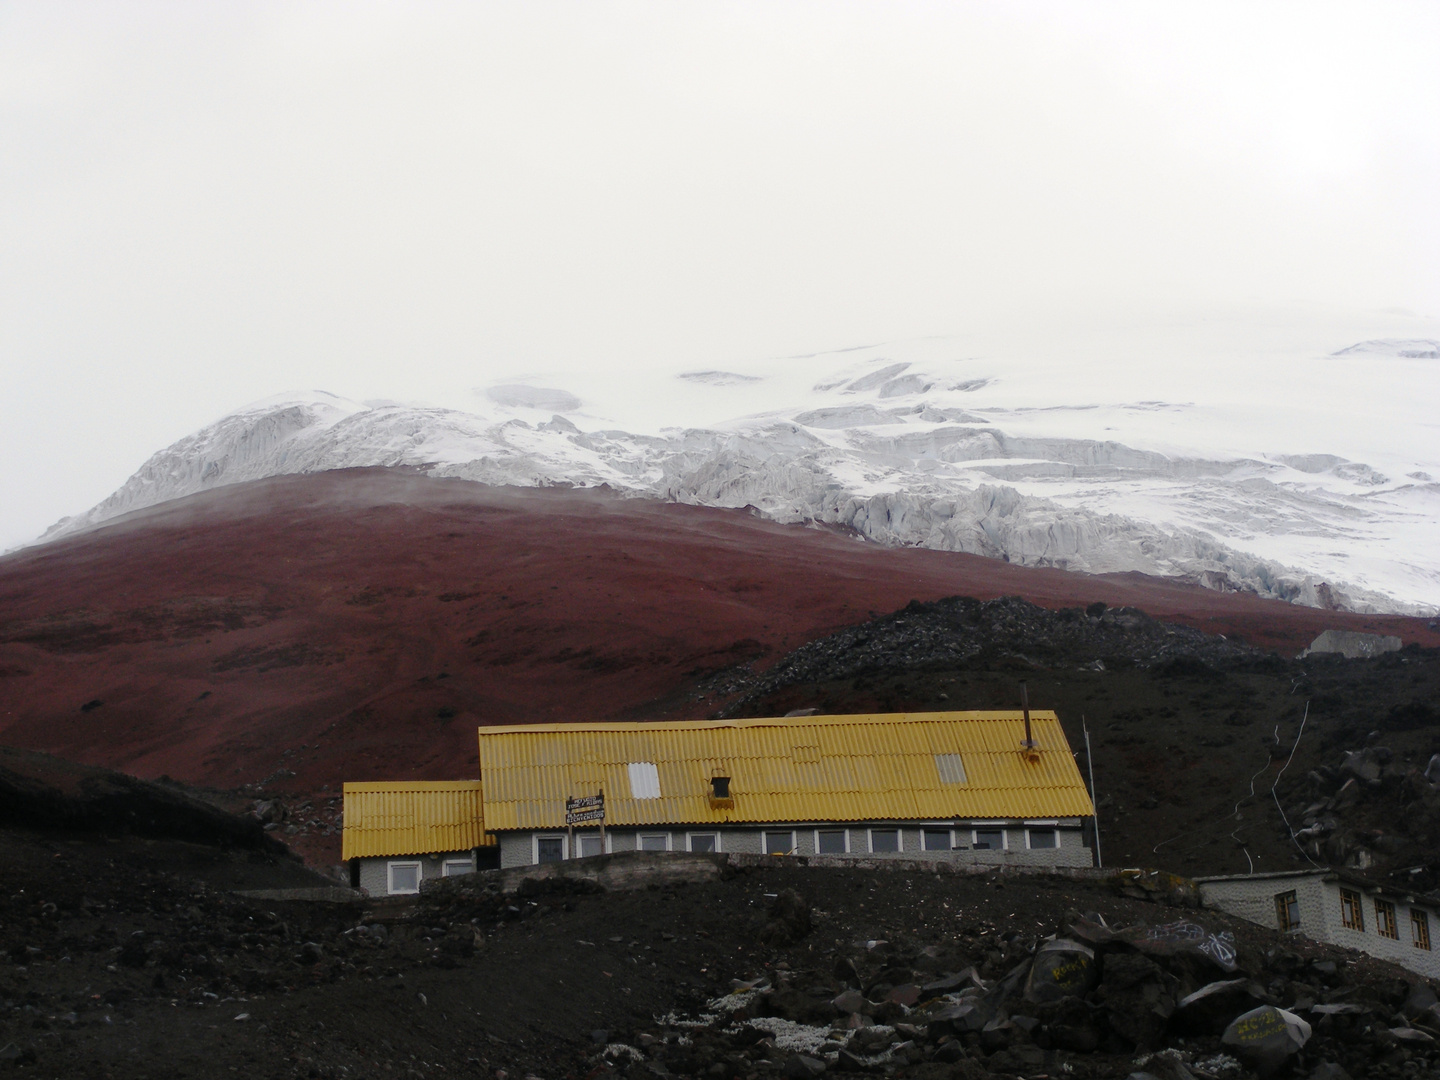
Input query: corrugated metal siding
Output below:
<box><xmin>477</xmin><ymin>711</ymin><xmax>1094</xmax><ymax>830</ymax></box>
<box><xmin>341</xmin><ymin>781</ymin><xmax>495</xmax><ymax>859</ymax></box>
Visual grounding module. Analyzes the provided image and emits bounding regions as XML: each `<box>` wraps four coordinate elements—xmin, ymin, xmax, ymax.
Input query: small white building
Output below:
<box><xmin>341</xmin><ymin>781</ymin><xmax>498</xmax><ymax>896</ymax></box>
<box><xmin>1196</xmin><ymin>869</ymin><xmax>1440</xmax><ymax>979</ymax></box>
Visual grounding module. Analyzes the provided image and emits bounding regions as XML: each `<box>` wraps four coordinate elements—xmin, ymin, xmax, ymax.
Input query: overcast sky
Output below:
<box><xmin>2</xmin><ymin>1</ymin><xmax>1438</xmax><ymax>549</ymax></box>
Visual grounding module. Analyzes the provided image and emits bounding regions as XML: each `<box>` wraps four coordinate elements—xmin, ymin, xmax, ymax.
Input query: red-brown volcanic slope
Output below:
<box><xmin>2</xmin><ymin>468</ymin><xmax>1435</xmax><ymax>806</ymax></box>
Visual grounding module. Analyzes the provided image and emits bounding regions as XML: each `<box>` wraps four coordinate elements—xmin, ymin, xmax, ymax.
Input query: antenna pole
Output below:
<box><xmin>1083</xmin><ymin>714</ymin><xmax>1102</xmax><ymax>868</ymax></box>
<box><xmin>1021</xmin><ymin>681</ymin><xmax>1034</xmax><ymax>748</ymax></box>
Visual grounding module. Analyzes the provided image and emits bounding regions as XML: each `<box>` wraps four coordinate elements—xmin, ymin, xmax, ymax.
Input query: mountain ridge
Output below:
<box><xmin>37</xmin><ymin>338</ymin><xmax>1440</xmax><ymax>613</ymax></box>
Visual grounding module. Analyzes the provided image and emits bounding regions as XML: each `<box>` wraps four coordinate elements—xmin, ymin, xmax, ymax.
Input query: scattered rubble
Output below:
<box><xmin>1284</xmin><ymin>737</ymin><xmax>1440</xmax><ymax>881</ymax></box>
<box><xmin>713</xmin><ymin>595</ymin><xmax>1266</xmax><ymax>714</ymax></box>
<box><xmin>5</xmin><ymin>816</ymin><xmax>1440</xmax><ymax>1079</ymax></box>
<box><xmin>605</xmin><ymin>891</ymin><xmax>1438</xmax><ymax>1080</ymax></box>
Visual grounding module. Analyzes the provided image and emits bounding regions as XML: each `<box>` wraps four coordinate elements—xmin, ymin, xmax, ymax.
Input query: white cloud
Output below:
<box><xmin>1</xmin><ymin>1</ymin><xmax>1436</xmax><ymax>550</ymax></box>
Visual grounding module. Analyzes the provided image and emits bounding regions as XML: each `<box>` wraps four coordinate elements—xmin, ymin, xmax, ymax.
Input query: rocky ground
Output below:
<box><xmin>704</xmin><ymin>597</ymin><xmax>1440</xmax><ymax>883</ymax></box>
<box><xmin>4</xmin><ymin>818</ymin><xmax>1440</xmax><ymax>1080</ymax></box>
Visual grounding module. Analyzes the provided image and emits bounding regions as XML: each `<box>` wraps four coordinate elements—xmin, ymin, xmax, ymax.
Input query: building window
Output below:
<box><xmin>1413</xmin><ymin>909</ymin><xmax>1432</xmax><ymax>951</ymax></box>
<box><xmin>576</xmin><ymin>833</ymin><xmax>606</xmax><ymax>858</ymax></box>
<box><xmin>687</xmin><ymin>832</ymin><xmax>719</xmax><ymax>853</ymax></box>
<box><xmin>442</xmin><ymin>857</ymin><xmax>474</xmax><ymax>878</ymax></box>
<box><xmin>710</xmin><ymin>776</ymin><xmax>730</xmax><ymax>799</ymax></box>
<box><xmin>1376</xmin><ymin>899</ymin><xmax>1399</xmax><ymax>939</ymax></box>
<box><xmin>1340</xmin><ymin>888</ymin><xmax>1364</xmax><ymax>931</ymax></box>
<box><xmin>1027</xmin><ymin>829</ymin><xmax>1058</xmax><ymax>850</ymax></box>
<box><xmin>869</xmin><ymin>828</ymin><xmax>901</xmax><ymax>853</ymax></box>
<box><xmin>1275</xmin><ymin>891</ymin><xmax>1300</xmax><ymax>931</ymax></box>
<box><xmin>536</xmin><ymin>836</ymin><xmax>565</xmax><ymax>864</ymax></box>
<box><xmin>627</xmin><ymin>762</ymin><xmax>661</xmax><ymax>799</ymax></box>
<box><xmin>816</xmin><ymin>829</ymin><xmax>848</xmax><ymax>855</ymax></box>
<box><xmin>638</xmin><ymin>833</ymin><xmax>670</xmax><ymax>852</ymax></box>
<box><xmin>923</xmin><ymin>828</ymin><xmax>953</xmax><ymax>852</ymax></box>
<box><xmin>973</xmin><ymin>828</ymin><xmax>1006</xmax><ymax>851</ymax></box>
<box><xmin>387</xmin><ymin>861</ymin><xmax>422</xmax><ymax>895</ymax></box>
<box><xmin>764</xmin><ymin>830</ymin><xmax>795</xmax><ymax>855</ymax></box>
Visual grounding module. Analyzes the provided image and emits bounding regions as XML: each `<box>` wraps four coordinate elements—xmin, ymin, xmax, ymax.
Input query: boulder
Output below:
<box><xmin>1118</xmin><ymin>920</ymin><xmax>1239</xmax><ymax>973</ymax></box>
<box><xmin>1401</xmin><ymin>982</ymin><xmax>1438</xmax><ymax>1020</ymax></box>
<box><xmin>918</xmin><ymin>1000</ymin><xmax>990</xmax><ymax>1035</ymax></box>
<box><xmin>760</xmin><ymin>890</ymin><xmax>812</xmax><ymax>946</ymax></box>
<box><xmin>1100</xmin><ymin>952</ymin><xmax>1164</xmax><ymax>990</ymax></box>
<box><xmin>1424</xmin><ymin>753</ymin><xmax>1440</xmax><ymax>786</ymax></box>
<box><xmin>1340</xmin><ymin>751</ymin><xmax>1381</xmax><ymax>784</ymax></box>
<box><xmin>1387</xmin><ymin>1027</ymin><xmax>1435</xmax><ymax>1044</ymax></box>
<box><xmin>1024</xmin><ymin>939</ymin><xmax>1097</xmax><ymax>1003</ymax></box>
<box><xmin>1302</xmin><ymin>629</ymin><xmax>1402</xmax><ymax>659</ymax></box>
<box><xmin>783</xmin><ymin>1054</ymin><xmax>827</xmax><ymax>1078</ymax></box>
<box><xmin>886</xmin><ymin>984</ymin><xmax>921</xmax><ymax>1007</ymax></box>
<box><xmin>1173</xmin><ymin>978</ymin><xmax>1262</xmax><ymax>1035</ymax></box>
<box><xmin>979</xmin><ymin>1017</ymin><xmax>1016</xmax><ymax>1052</ymax></box>
<box><xmin>922</xmin><ymin>967</ymin><xmax>985</xmax><ymax>994</ymax></box>
<box><xmin>1221</xmin><ymin>1006</ymin><xmax>1312</xmax><ymax>1077</ymax></box>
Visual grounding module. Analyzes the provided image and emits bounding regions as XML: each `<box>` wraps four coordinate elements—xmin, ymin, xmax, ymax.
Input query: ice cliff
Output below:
<box><xmin>42</xmin><ymin>338</ymin><xmax>1440</xmax><ymax>614</ymax></box>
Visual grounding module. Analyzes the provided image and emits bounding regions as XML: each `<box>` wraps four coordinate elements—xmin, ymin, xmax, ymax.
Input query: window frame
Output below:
<box><xmin>1340</xmin><ymin>888</ymin><xmax>1365</xmax><ymax>931</ymax></box>
<box><xmin>637</xmin><ymin>832</ymin><xmax>671</xmax><ymax>853</ymax></box>
<box><xmin>868</xmin><ymin>827</ymin><xmax>902</xmax><ymax>854</ymax></box>
<box><xmin>921</xmin><ymin>826</ymin><xmax>954</xmax><ymax>852</ymax></box>
<box><xmin>1375</xmin><ymin>898</ymin><xmax>1399</xmax><ymax>939</ymax></box>
<box><xmin>814</xmin><ymin>828</ymin><xmax>849</xmax><ymax>855</ymax></box>
<box><xmin>763</xmin><ymin>830</ymin><xmax>796</xmax><ymax>856</ymax></box>
<box><xmin>1413</xmin><ymin>908</ymin><xmax>1432</xmax><ymax>951</ymax></box>
<box><xmin>1272</xmin><ymin>892</ymin><xmax>1307</xmax><ymax>933</ymax></box>
<box><xmin>1026</xmin><ymin>828</ymin><xmax>1059</xmax><ymax>850</ymax></box>
<box><xmin>386</xmin><ymin>860</ymin><xmax>423</xmax><ymax>895</ymax></box>
<box><xmin>574</xmin><ymin>832</ymin><xmax>610</xmax><ymax>859</ymax></box>
<box><xmin>972</xmin><ymin>826</ymin><xmax>1008</xmax><ymax>851</ymax></box>
<box><xmin>686</xmin><ymin>831</ymin><xmax>720</xmax><ymax>854</ymax></box>
<box><xmin>442</xmin><ymin>856</ymin><xmax>474</xmax><ymax>878</ymax></box>
<box><xmin>1275</xmin><ymin>890</ymin><xmax>1301</xmax><ymax>931</ymax></box>
<box><xmin>534</xmin><ymin>834</ymin><xmax>568</xmax><ymax>864</ymax></box>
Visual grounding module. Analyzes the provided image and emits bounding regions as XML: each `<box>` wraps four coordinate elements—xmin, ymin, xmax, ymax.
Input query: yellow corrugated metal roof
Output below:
<box><xmin>341</xmin><ymin>781</ymin><xmax>495</xmax><ymax>859</ymax></box>
<box><xmin>476</xmin><ymin>711</ymin><xmax>1094</xmax><ymax>831</ymax></box>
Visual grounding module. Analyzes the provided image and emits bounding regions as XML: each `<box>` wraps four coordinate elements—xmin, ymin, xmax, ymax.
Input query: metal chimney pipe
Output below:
<box><xmin>1021</xmin><ymin>681</ymin><xmax>1033</xmax><ymax>748</ymax></box>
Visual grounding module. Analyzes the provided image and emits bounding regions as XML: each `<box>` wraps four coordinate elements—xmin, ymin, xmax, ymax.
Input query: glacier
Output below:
<box><xmin>40</xmin><ymin>337</ymin><xmax>1440</xmax><ymax>614</ymax></box>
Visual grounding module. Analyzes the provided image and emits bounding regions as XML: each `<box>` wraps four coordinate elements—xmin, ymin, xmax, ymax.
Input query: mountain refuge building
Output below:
<box><xmin>340</xmin><ymin>781</ymin><xmax>496</xmax><ymax>896</ymax></box>
<box><xmin>343</xmin><ymin>710</ymin><xmax>1098</xmax><ymax>894</ymax></box>
<box><xmin>1196</xmin><ymin>869</ymin><xmax>1440</xmax><ymax>980</ymax></box>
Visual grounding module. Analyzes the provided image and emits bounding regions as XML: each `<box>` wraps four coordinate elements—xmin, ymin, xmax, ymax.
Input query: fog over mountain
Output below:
<box><xmin>44</xmin><ymin>336</ymin><xmax>1440</xmax><ymax>614</ymax></box>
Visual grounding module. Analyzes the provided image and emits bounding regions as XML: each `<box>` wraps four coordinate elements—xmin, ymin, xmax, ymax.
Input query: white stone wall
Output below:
<box><xmin>1201</xmin><ymin>878</ymin><xmax>1288</xmax><ymax>931</ymax></box>
<box><xmin>1199</xmin><ymin>875</ymin><xmax>1330</xmax><ymax>938</ymax></box>
<box><xmin>1200</xmin><ymin>875</ymin><xmax>1440</xmax><ymax>980</ymax></box>
<box><xmin>357</xmin><ymin>850</ymin><xmax>475</xmax><ymax>896</ymax></box>
<box><xmin>496</xmin><ymin>822</ymin><xmax>1090</xmax><ymax>868</ymax></box>
<box><xmin>1316</xmin><ymin>881</ymin><xmax>1440</xmax><ymax>980</ymax></box>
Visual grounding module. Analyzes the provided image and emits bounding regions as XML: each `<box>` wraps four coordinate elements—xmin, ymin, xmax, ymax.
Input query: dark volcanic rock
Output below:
<box><xmin>718</xmin><ymin>595</ymin><xmax>1265</xmax><ymax>713</ymax></box>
